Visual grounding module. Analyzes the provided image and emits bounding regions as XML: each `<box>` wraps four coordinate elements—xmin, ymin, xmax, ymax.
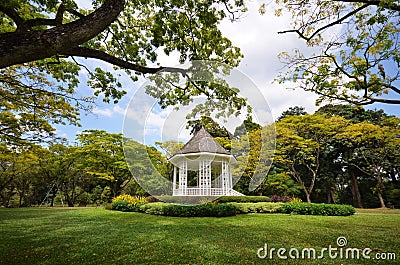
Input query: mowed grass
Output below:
<box><xmin>0</xmin><ymin>207</ymin><xmax>399</xmax><ymax>265</ymax></box>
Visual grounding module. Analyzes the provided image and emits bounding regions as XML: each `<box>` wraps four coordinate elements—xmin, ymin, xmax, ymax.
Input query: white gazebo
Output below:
<box><xmin>169</xmin><ymin>127</ymin><xmax>243</xmax><ymax>196</ymax></box>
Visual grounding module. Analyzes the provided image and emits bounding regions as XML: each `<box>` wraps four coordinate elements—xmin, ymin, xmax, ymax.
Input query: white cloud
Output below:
<box><xmin>93</xmin><ymin>107</ymin><xmax>113</xmax><ymax>117</ymax></box>
<box><xmin>75</xmin><ymin>0</ymin><xmax>92</xmax><ymax>9</ymax></box>
<box><xmin>219</xmin><ymin>2</ymin><xmax>320</xmax><ymax>118</ymax></box>
<box><xmin>92</xmin><ymin>105</ymin><xmax>127</xmax><ymax>117</ymax></box>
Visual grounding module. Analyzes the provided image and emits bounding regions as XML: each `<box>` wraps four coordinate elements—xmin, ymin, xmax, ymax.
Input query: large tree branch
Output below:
<box><xmin>63</xmin><ymin>46</ymin><xmax>163</xmax><ymax>74</ymax></box>
<box><xmin>62</xmin><ymin>46</ymin><xmax>189</xmax><ymax>76</ymax></box>
<box><xmin>333</xmin><ymin>0</ymin><xmax>400</xmax><ymax>11</ymax></box>
<box><xmin>21</xmin><ymin>4</ymin><xmax>66</xmax><ymax>29</ymax></box>
<box><xmin>0</xmin><ymin>0</ymin><xmax>125</xmax><ymax>69</ymax></box>
<box><xmin>0</xmin><ymin>4</ymin><xmax>26</xmax><ymax>29</ymax></box>
<box><xmin>278</xmin><ymin>4</ymin><xmax>371</xmax><ymax>42</ymax></box>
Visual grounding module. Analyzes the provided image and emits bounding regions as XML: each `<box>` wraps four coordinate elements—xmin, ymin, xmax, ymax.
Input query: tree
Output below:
<box><xmin>232</xmin><ymin>124</ymin><xmax>275</xmax><ymax>194</ymax></box>
<box><xmin>316</xmin><ymin>104</ymin><xmax>399</xmax><ymax>207</ymax></box>
<box><xmin>267</xmin><ymin>0</ymin><xmax>400</xmax><ymax>105</ymax></box>
<box><xmin>277</xmin><ymin>106</ymin><xmax>307</xmax><ymax>121</ymax></box>
<box><xmin>336</xmin><ymin>121</ymin><xmax>400</xmax><ymax>208</ymax></box>
<box><xmin>75</xmin><ymin>130</ymin><xmax>131</xmax><ymax>198</ymax></box>
<box><xmin>0</xmin><ymin>0</ymin><xmax>249</xmax><ymax>144</ymax></box>
<box><xmin>0</xmin><ymin>144</ymin><xmax>44</xmax><ymax>207</ymax></box>
<box><xmin>155</xmin><ymin>140</ymin><xmax>184</xmax><ymax>158</ymax></box>
<box><xmin>275</xmin><ymin>114</ymin><xmax>349</xmax><ymax>202</ymax></box>
<box><xmin>0</xmin><ymin>63</ymin><xmax>85</xmax><ymax>145</ymax></box>
<box><xmin>316</xmin><ymin>104</ymin><xmax>392</xmax><ymax>124</ymax></box>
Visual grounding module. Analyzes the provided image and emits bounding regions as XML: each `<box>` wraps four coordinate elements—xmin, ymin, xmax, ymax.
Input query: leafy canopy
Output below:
<box><xmin>0</xmin><ymin>0</ymin><xmax>247</xmax><ymax>144</ymax></box>
<box><xmin>266</xmin><ymin>0</ymin><xmax>400</xmax><ymax>105</ymax></box>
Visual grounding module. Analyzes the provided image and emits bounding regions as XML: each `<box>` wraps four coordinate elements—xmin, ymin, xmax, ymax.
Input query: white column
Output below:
<box><xmin>199</xmin><ymin>160</ymin><xmax>204</xmax><ymax>195</ymax></box>
<box><xmin>173</xmin><ymin>166</ymin><xmax>177</xmax><ymax>195</ymax></box>
<box><xmin>227</xmin><ymin>163</ymin><xmax>232</xmax><ymax>190</ymax></box>
<box><xmin>222</xmin><ymin>160</ymin><xmax>230</xmax><ymax>195</ymax></box>
<box><xmin>179</xmin><ymin>160</ymin><xmax>187</xmax><ymax>195</ymax></box>
<box><xmin>206</xmin><ymin>161</ymin><xmax>211</xmax><ymax>195</ymax></box>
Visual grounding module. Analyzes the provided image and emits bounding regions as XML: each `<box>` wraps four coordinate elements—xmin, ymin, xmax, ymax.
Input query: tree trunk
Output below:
<box><xmin>376</xmin><ymin>174</ymin><xmax>386</xmax><ymax>208</ymax></box>
<box><xmin>305</xmin><ymin>190</ymin><xmax>311</xmax><ymax>203</ymax></box>
<box><xmin>327</xmin><ymin>187</ymin><xmax>335</xmax><ymax>204</ymax></box>
<box><xmin>350</xmin><ymin>171</ymin><xmax>363</xmax><ymax>208</ymax></box>
<box><xmin>19</xmin><ymin>191</ymin><xmax>23</xmax><ymax>207</ymax></box>
<box><xmin>377</xmin><ymin>191</ymin><xmax>386</xmax><ymax>208</ymax></box>
<box><xmin>50</xmin><ymin>186</ymin><xmax>57</xmax><ymax>207</ymax></box>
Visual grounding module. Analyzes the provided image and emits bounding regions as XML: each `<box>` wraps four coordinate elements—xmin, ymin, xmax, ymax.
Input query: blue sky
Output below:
<box><xmin>56</xmin><ymin>1</ymin><xmax>399</xmax><ymax>146</ymax></box>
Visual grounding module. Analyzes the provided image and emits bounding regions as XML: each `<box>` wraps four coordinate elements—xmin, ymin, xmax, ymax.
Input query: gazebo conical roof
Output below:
<box><xmin>173</xmin><ymin>127</ymin><xmax>231</xmax><ymax>156</ymax></box>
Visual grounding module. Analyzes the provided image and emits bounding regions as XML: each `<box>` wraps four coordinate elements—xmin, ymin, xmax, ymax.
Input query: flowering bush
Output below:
<box><xmin>112</xmin><ymin>194</ymin><xmax>147</xmax><ymax>205</ymax></box>
<box><xmin>111</xmin><ymin>195</ymin><xmax>148</xmax><ymax>212</ymax></box>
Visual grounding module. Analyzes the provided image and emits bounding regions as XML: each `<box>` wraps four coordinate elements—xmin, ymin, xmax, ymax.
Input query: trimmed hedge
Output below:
<box><xmin>278</xmin><ymin>203</ymin><xmax>355</xmax><ymax>216</ymax></box>
<box><xmin>139</xmin><ymin>202</ymin><xmax>237</xmax><ymax>217</ymax></box>
<box><xmin>231</xmin><ymin>202</ymin><xmax>282</xmax><ymax>214</ymax></box>
<box><xmin>111</xmin><ymin>200</ymin><xmax>355</xmax><ymax>217</ymax></box>
<box><xmin>111</xmin><ymin>200</ymin><xmax>141</xmax><ymax>212</ymax></box>
<box><xmin>215</xmin><ymin>196</ymin><xmax>270</xmax><ymax>203</ymax></box>
<box><xmin>157</xmin><ymin>196</ymin><xmax>217</xmax><ymax>204</ymax></box>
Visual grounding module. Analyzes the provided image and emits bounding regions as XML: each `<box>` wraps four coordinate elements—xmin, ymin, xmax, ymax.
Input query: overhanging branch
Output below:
<box><xmin>333</xmin><ymin>0</ymin><xmax>400</xmax><ymax>11</ymax></box>
<box><xmin>0</xmin><ymin>0</ymin><xmax>125</xmax><ymax>69</ymax></box>
<box><xmin>278</xmin><ymin>4</ymin><xmax>371</xmax><ymax>42</ymax></box>
<box><xmin>62</xmin><ymin>46</ymin><xmax>189</xmax><ymax>76</ymax></box>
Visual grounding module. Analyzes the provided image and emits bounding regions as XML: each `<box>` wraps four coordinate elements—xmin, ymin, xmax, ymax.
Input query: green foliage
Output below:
<box><xmin>273</xmin><ymin>0</ymin><xmax>400</xmax><ymax>104</ymax></box>
<box><xmin>158</xmin><ymin>196</ymin><xmax>216</xmax><ymax>204</ymax></box>
<box><xmin>215</xmin><ymin>196</ymin><xmax>270</xmax><ymax>203</ymax></box>
<box><xmin>0</xmin><ymin>63</ymin><xmax>83</xmax><ymax>145</ymax></box>
<box><xmin>101</xmin><ymin>186</ymin><xmax>112</xmax><ymax>203</ymax></box>
<box><xmin>76</xmin><ymin>192</ymin><xmax>91</xmax><ymax>206</ymax></box>
<box><xmin>275</xmin><ymin>113</ymin><xmax>349</xmax><ymax>202</ymax></box>
<box><xmin>111</xmin><ymin>200</ymin><xmax>136</xmax><ymax>212</ymax></box>
<box><xmin>277</xmin><ymin>106</ymin><xmax>307</xmax><ymax>121</ymax></box>
<box><xmin>112</xmin><ymin>194</ymin><xmax>147</xmax><ymax>205</ymax></box>
<box><xmin>1</xmin><ymin>0</ymin><xmax>247</xmax><ymax>144</ymax></box>
<box><xmin>278</xmin><ymin>203</ymin><xmax>355</xmax><ymax>216</ymax></box>
<box><xmin>231</xmin><ymin>124</ymin><xmax>275</xmax><ymax>193</ymax></box>
<box><xmin>231</xmin><ymin>202</ymin><xmax>282</xmax><ymax>214</ymax></box>
<box><xmin>137</xmin><ymin>202</ymin><xmax>237</xmax><ymax>217</ymax></box>
<box><xmin>111</xmin><ymin>195</ymin><xmax>148</xmax><ymax>212</ymax></box>
<box><xmin>261</xmin><ymin>172</ymin><xmax>302</xmax><ymax>197</ymax></box>
<box><xmin>388</xmin><ymin>189</ymin><xmax>400</xmax><ymax>208</ymax></box>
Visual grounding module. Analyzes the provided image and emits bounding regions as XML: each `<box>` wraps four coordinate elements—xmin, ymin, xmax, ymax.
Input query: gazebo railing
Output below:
<box><xmin>173</xmin><ymin>187</ymin><xmax>243</xmax><ymax>196</ymax></box>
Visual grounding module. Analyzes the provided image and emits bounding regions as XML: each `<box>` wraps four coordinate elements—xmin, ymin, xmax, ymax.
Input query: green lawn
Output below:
<box><xmin>0</xmin><ymin>207</ymin><xmax>399</xmax><ymax>265</ymax></box>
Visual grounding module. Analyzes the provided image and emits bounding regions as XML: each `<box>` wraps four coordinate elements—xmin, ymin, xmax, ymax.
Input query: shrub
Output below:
<box><xmin>231</xmin><ymin>202</ymin><xmax>283</xmax><ymax>214</ymax></box>
<box><xmin>111</xmin><ymin>195</ymin><xmax>148</xmax><ymax>212</ymax></box>
<box><xmin>158</xmin><ymin>196</ymin><xmax>217</xmax><ymax>204</ymax></box>
<box><xmin>112</xmin><ymin>194</ymin><xmax>147</xmax><ymax>205</ymax></box>
<box><xmin>215</xmin><ymin>196</ymin><xmax>270</xmax><ymax>203</ymax></box>
<box><xmin>288</xmin><ymin>197</ymin><xmax>302</xmax><ymax>203</ymax></box>
<box><xmin>138</xmin><ymin>202</ymin><xmax>237</xmax><ymax>217</ymax></box>
<box><xmin>388</xmin><ymin>189</ymin><xmax>400</xmax><ymax>208</ymax></box>
<box><xmin>278</xmin><ymin>203</ymin><xmax>355</xmax><ymax>216</ymax></box>
<box><xmin>111</xmin><ymin>201</ymin><xmax>135</xmax><ymax>212</ymax></box>
<box><xmin>269</xmin><ymin>195</ymin><xmax>302</xmax><ymax>203</ymax></box>
<box><xmin>76</xmin><ymin>192</ymin><xmax>91</xmax><ymax>206</ymax></box>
